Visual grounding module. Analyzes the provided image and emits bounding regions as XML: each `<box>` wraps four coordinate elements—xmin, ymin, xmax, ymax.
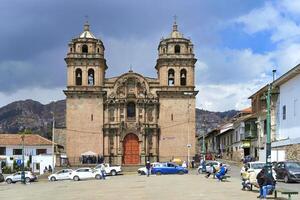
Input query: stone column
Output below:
<box><xmin>104</xmin><ymin>132</ymin><xmax>109</xmax><ymax>162</ymax></box>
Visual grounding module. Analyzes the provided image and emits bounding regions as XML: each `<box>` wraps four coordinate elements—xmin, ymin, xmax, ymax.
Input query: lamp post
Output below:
<box><xmin>265</xmin><ymin>69</ymin><xmax>276</xmax><ymax>178</ymax></box>
<box><xmin>51</xmin><ymin>112</ymin><xmax>55</xmax><ymax>172</ymax></box>
<box><xmin>184</xmin><ymin>92</ymin><xmax>193</xmax><ymax>168</ymax></box>
<box><xmin>21</xmin><ymin>129</ymin><xmax>25</xmax><ymax>184</ymax></box>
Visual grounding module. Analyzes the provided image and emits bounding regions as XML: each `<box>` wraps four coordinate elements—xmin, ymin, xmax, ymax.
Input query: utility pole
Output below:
<box><xmin>21</xmin><ymin>131</ymin><xmax>25</xmax><ymax>184</ymax></box>
<box><xmin>51</xmin><ymin>112</ymin><xmax>55</xmax><ymax>172</ymax></box>
<box><xmin>265</xmin><ymin>69</ymin><xmax>276</xmax><ymax>178</ymax></box>
<box><xmin>184</xmin><ymin>92</ymin><xmax>193</xmax><ymax>168</ymax></box>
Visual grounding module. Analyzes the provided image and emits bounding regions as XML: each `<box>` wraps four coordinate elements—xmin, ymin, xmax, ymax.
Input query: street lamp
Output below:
<box><xmin>51</xmin><ymin>111</ymin><xmax>55</xmax><ymax>172</ymax></box>
<box><xmin>265</xmin><ymin>69</ymin><xmax>277</xmax><ymax>178</ymax></box>
<box><xmin>19</xmin><ymin>126</ymin><xmax>25</xmax><ymax>184</ymax></box>
<box><xmin>184</xmin><ymin>92</ymin><xmax>194</xmax><ymax>168</ymax></box>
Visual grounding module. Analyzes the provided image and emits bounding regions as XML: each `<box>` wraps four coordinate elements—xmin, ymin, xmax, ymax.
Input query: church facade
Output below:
<box><xmin>64</xmin><ymin>21</ymin><xmax>198</xmax><ymax>165</ymax></box>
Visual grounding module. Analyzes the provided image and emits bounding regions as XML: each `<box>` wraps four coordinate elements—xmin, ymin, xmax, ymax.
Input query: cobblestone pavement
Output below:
<box><xmin>0</xmin><ymin>172</ymin><xmax>298</xmax><ymax>200</ymax></box>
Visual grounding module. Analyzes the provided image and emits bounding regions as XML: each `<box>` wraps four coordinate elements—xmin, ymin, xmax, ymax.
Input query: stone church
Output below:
<box><xmin>64</xmin><ymin>21</ymin><xmax>198</xmax><ymax>165</ymax></box>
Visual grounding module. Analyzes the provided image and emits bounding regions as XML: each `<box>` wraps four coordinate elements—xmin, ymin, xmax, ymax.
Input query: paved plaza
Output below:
<box><xmin>1</xmin><ymin>171</ymin><xmax>298</xmax><ymax>200</ymax></box>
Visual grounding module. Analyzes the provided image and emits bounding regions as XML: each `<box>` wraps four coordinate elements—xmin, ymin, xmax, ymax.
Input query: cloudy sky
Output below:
<box><xmin>1</xmin><ymin>0</ymin><xmax>300</xmax><ymax>111</ymax></box>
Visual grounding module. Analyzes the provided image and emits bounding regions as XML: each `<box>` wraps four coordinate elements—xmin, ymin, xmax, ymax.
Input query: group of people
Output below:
<box><xmin>241</xmin><ymin>165</ymin><xmax>276</xmax><ymax>200</ymax></box>
<box><xmin>43</xmin><ymin>165</ymin><xmax>53</xmax><ymax>174</ymax></box>
<box><xmin>80</xmin><ymin>155</ymin><xmax>104</xmax><ymax>164</ymax></box>
<box><xmin>205</xmin><ymin>162</ymin><xmax>227</xmax><ymax>181</ymax></box>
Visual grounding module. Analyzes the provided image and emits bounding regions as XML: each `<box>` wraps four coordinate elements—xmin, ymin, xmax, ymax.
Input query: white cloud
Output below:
<box><xmin>196</xmin><ymin>47</ymin><xmax>273</xmax><ymax>84</ymax></box>
<box><xmin>0</xmin><ymin>87</ymin><xmax>65</xmax><ymax>107</ymax></box>
<box><xmin>236</xmin><ymin>1</ymin><xmax>300</xmax><ymax>43</ymax></box>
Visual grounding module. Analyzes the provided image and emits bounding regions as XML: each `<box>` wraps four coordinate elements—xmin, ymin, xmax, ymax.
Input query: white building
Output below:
<box><xmin>0</xmin><ymin>134</ymin><xmax>55</xmax><ymax>174</ymax></box>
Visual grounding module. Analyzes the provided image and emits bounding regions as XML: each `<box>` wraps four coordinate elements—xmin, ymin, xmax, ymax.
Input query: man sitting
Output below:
<box><xmin>216</xmin><ymin>163</ymin><xmax>226</xmax><ymax>181</ymax></box>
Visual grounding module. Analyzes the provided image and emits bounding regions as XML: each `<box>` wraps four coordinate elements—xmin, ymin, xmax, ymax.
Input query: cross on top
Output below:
<box><xmin>174</xmin><ymin>15</ymin><xmax>177</xmax><ymax>24</ymax></box>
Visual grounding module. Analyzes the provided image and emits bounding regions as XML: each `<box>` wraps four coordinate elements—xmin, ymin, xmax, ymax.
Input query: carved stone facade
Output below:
<box><xmin>64</xmin><ymin>21</ymin><xmax>198</xmax><ymax>165</ymax></box>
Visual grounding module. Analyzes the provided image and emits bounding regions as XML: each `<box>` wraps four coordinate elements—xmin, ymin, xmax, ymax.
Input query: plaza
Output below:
<box><xmin>1</xmin><ymin>170</ymin><xmax>298</xmax><ymax>200</ymax></box>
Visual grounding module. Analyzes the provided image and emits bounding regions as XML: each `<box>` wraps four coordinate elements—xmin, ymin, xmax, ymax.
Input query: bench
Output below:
<box><xmin>274</xmin><ymin>188</ymin><xmax>298</xmax><ymax>200</ymax></box>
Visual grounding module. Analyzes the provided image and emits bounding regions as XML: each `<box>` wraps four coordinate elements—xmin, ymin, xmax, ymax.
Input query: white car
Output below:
<box><xmin>70</xmin><ymin>168</ymin><xmax>102</xmax><ymax>181</ymax></box>
<box><xmin>95</xmin><ymin>163</ymin><xmax>122</xmax><ymax>176</ymax></box>
<box><xmin>137</xmin><ymin>162</ymin><xmax>161</xmax><ymax>175</ymax></box>
<box><xmin>48</xmin><ymin>169</ymin><xmax>73</xmax><ymax>181</ymax></box>
<box><xmin>5</xmin><ymin>171</ymin><xmax>37</xmax><ymax>184</ymax></box>
<box><xmin>240</xmin><ymin>161</ymin><xmax>277</xmax><ymax>181</ymax></box>
<box><xmin>197</xmin><ymin>160</ymin><xmax>231</xmax><ymax>173</ymax></box>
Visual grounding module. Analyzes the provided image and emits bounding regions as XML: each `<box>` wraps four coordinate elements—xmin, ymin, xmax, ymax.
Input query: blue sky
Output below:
<box><xmin>1</xmin><ymin>0</ymin><xmax>300</xmax><ymax>111</ymax></box>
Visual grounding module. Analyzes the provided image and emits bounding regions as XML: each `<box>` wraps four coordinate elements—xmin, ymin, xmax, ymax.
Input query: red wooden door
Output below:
<box><xmin>123</xmin><ymin>134</ymin><xmax>139</xmax><ymax>165</ymax></box>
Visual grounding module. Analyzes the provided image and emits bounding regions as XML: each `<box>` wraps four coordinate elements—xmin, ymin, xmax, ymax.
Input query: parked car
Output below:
<box><xmin>197</xmin><ymin>160</ymin><xmax>231</xmax><ymax>174</ymax></box>
<box><xmin>48</xmin><ymin>169</ymin><xmax>73</xmax><ymax>181</ymax></box>
<box><xmin>94</xmin><ymin>163</ymin><xmax>122</xmax><ymax>176</ymax></box>
<box><xmin>240</xmin><ymin>161</ymin><xmax>277</xmax><ymax>183</ymax></box>
<box><xmin>274</xmin><ymin>161</ymin><xmax>300</xmax><ymax>183</ymax></box>
<box><xmin>70</xmin><ymin>168</ymin><xmax>102</xmax><ymax>181</ymax></box>
<box><xmin>0</xmin><ymin>173</ymin><xmax>4</xmax><ymax>183</ymax></box>
<box><xmin>138</xmin><ymin>162</ymin><xmax>161</xmax><ymax>175</ymax></box>
<box><xmin>151</xmin><ymin>162</ymin><xmax>188</xmax><ymax>175</ymax></box>
<box><xmin>5</xmin><ymin>171</ymin><xmax>37</xmax><ymax>184</ymax></box>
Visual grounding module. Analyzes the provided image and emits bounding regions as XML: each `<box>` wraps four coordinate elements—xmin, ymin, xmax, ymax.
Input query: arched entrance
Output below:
<box><xmin>123</xmin><ymin>133</ymin><xmax>139</xmax><ymax>165</ymax></box>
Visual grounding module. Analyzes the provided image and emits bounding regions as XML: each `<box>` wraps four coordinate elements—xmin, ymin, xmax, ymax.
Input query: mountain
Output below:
<box><xmin>195</xmin><ymin>109</ymin><xmax>239</xmax><ymax>136</ymax></box>
<box><xmin>0</xmin><ymin>99</ymin><xmax>65</xmax><ymax>138</ymax></box>
<box><xmin>0</xmin><ymin>99</ymin><xmax>238</xmax><ymax>139</ymax></box>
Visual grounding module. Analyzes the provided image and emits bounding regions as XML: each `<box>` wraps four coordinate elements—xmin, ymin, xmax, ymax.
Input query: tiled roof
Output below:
<box><xmin>0</xmin><ymin>134</ymin><xmax>53</xmax><ymax>146</ymax></box>
<box><xmin>241</xmin><ymin>107</ymin><xmax>252</xmax><ymax>114</ymax></box>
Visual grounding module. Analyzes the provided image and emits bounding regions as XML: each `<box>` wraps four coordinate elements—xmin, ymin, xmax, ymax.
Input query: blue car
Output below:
<box><xmin>151</xmin><ymin>162</ymin><xmax>188</xmax><ymax>175</ymax></box>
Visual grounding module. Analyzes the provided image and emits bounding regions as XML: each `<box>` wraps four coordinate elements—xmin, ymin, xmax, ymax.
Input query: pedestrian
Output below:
<box><xmin>241</xmin><ymin>165</ymin><xmax>250</xmax><ymax>190</ymax></box>
<box><xmin>260</xmin><ymin>170</ymin><xmax>276</xmax><ymax>200</ymax></box>
<box><xmin>146</xmin><ymin>161</ymin><xmax>151</xmax><ymax>177</ymax></box>
<box><xmin>216</xmin><ymin>163</ymin><xmax>226</xmax><ymax>181</ymax></box>
<box><xmin>48</xmin><ymin>165</ymin><xmax>52</xmax><ymax>173</ymax></box>
<box><xmin>43</xmin><ymin>166</ymin><xmax>48</xmax><ymax>174</ymax></box>
<box><xmin>191</xmin><ymin>159</ymin><xmax>195</xmax><ymax>168</ymax></box>
<box><xmin>182</xmin><ymin>161</ymin><xmax>187</xmax><ymax>168</ymax></box>
<box><xmin>206</xmin><ymin>163</ymin><xmax>216</xmax><ymax>178</ymax></box>
<box><xmin>256</xmin><ymin>168</ymin><xmax>265</xmax><ymax>198</ymax></box>
<box><xmin>100</xmin><ymin>164</ymin><xmax>106</xmax><ymax>180</ymax></box>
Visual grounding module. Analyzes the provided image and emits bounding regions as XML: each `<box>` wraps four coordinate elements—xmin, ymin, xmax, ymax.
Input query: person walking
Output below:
<box><xmin>206</xmin><ymin>163</ymin><xmax>216</xmax><ymax>178</ymax></box>
<box><xmin>100</xmin><ymin>164</ymin><xmax>106</xmax><ymax>180</ymax></box>
<box><xmin>146</xmin><ymin>161</ymin><xmax>151</xmax><ymax>177</ymax></box>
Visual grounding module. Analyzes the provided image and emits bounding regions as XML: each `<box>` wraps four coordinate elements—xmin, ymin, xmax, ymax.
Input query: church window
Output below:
<box><xmin>171</xmin><ymin>114</ymin><xmax>173</xmax><ymax>121</ymax></box>
<box><xmin>109</xmin><ymin>108</ymin><xmax>114</xmax><ymax>122</ymax></box>
<box><xmin>70</xmin><ymin>48</ymin><xmax>72</xmax><ymax>52</ymax></box>
<box><xmin>97</xmin><ymin>48</ymin><xmax>100</xmax><ymax>53</ymax></box>
<box><xmin>88</xmin><ymin>68</ymin><xmax>95</xmax><ymax>86</ymax></box>
<box><xmin>82</xmin><ymin>44</ymin><xmax>88</xmax><ymax>53</ymax></box>
<box><xmin>163</xmin><ymin>48</ymin><xmax>166</xmax><ymax>54</ymax></box>
<box><xmin>180</xmin><ymin>69</ymin><xmax>187</xmax><ymax>86</ymax></box>
<box><xmin>127</xmin><ymin>102</ymin><xmax>136</xmax><ymax>119</ymax></box>
<box><xmin>91</xmin><ymin>114</ymin><xmax>93</xmax><ymax>121</ymax></box>
<box><xmin>75</xmin><ymin>68</ymin><xmax>82</xmax><ymax>85</ymax></box>
<box><xmin>175</xmin><ymin>45</ymin><xmax>180</xmax><ymax>53</ymax></box>
<box><xmin>168</xmin><ymin>69</ymin><xmax>175</xmax><ymax>86</ymax></box>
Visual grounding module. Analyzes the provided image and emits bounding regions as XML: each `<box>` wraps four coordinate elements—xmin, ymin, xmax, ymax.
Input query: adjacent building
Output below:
<box><xmin>0</xmin><ymin>134</ymin><xmax>54</xmax><ymax>174</ymax></box>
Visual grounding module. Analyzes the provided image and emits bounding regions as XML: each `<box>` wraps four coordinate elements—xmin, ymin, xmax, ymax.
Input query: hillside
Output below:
<box><xmin>0</xmin><ymin>99</ymin><xmax>238</xmax><ymax>139</ymax></box>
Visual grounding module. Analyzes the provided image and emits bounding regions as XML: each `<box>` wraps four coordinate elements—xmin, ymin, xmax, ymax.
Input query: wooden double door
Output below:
<box><xmin>123</xmin><ymin>133</ymin><xmax>139</xmax><ymax>165</ymax></box>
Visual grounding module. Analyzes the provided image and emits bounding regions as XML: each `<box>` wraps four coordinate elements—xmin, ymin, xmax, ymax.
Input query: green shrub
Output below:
<box><xmin>2</xmin><ymin>166</ymin><xmax>12</xmax><ymax>174</ymax></box>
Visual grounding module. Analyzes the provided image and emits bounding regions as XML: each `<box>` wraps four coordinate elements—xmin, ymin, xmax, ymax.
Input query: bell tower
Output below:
<box><xmin>64</xmin><ymin>22</ymin><xmax>107</xmax><ymax>164</ymax></box>
<box><xmin>65</xmin><ymin>21</ymin><xmax>107</xmax><ymax>88</ymax></box>
<box><xmin>156</xmin><ymin>20</ymin><xmax>198</xmax><ymax>163</ymax></box>
<box><xmin>155</xmin><ymin>20</ymin><xmax>196</xmax><ymax>89</ymax></box>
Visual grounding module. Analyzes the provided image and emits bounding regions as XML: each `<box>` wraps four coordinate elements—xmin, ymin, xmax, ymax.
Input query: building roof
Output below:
<box><xmin>0</xmin><ymin>134</ymin><xmax>53</xmax><ymax>146</ymax></box>
<box><xmin>241</xmin><ymin>107</ymin><xmax>252</xmax><ymax>114</ymax></box>
<box><xmin>249</xmin><ymin>64</ymin><xmax>300</xmax><ymax>99</ymax></box>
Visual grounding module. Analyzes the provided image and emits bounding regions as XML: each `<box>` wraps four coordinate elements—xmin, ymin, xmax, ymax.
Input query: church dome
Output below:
<box><xmin>169</xmin><ymin>21</ymin><xmax>183</xmax><ymax>39</ymax></box>
<box><xmin>79</xmin><ymin>21</ymin><xmax>96</xmax><ymax>39</ymax></box>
